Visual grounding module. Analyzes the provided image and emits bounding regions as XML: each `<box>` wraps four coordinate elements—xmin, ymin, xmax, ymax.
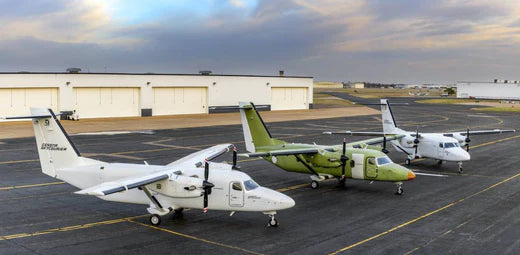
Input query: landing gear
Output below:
<box><xmin>405</xmin><ymin>159</ymin><xmax>411</xmax><ymax>165</ymax></box>
<box><xmin>395</xmin><ymin>182</ymin><xmax>403</xmax><ymax>195</ymax></box>
<box><xmin>338</xmin><ymin>176</ymin><xmax>346</xmax><ymax>186</ymax></box>
<box><xmin>437</xmin><ymin>160</ymin><xmax>443</xmax><ymax>165</ymax></box>
<box><xmin>171</xmin><ymin>208</ymin><xmax>184</xmax><ymax>219</ymax></box>
<box><xmin>267</xmin><ymin>214</ymin><xmax>279</xmax><ymax>227</ymax></box>
<box><xmin>311</xmin><ymin>180</ymin><xmax>319</xmax><ymax>189</ymax></box>
<box><xmin>150</xmin><ymin>214</ymin><xmax>161</xmax><ymax>226</ymax></box>
<box><xmin>458</xmin><ymin>161</ymin><xmax>463</xmax><ymax>174</ymax></box>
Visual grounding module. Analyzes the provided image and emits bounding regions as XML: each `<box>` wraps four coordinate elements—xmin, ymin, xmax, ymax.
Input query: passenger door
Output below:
<box><xmin>229</xmin><ymin>182</ymin><xmax>244</xmax><ymax>207</ymax></box>
<box><xmin>365</xmin><ymin>157</ymin><xmax>378</xmax><ymax>179</ymax></box>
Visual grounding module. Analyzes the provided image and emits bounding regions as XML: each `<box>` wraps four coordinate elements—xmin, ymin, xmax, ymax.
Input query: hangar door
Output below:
<box><xmin>271</xmin><ymin>87</ymin><xmax>308</xmax><ymax>110</ymax></box>
<box><xmin>0</xmin><ymin>88</ymin><xmax>59</xmax><ymax>117</ymax></box>
<box><xmin>73</xmin><ymin>88</ymin><xmax>140</xmax><ymax>118</ymax></box>
<box><xmin>153</xmin><ymin>87</ymin><xmax>207</xmax><ymax>116</ymax></box>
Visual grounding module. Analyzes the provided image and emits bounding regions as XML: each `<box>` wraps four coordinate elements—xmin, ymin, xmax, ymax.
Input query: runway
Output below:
<box><xmin>1</xmin><ymin>98</ymin><xmax>519</xmax><ymax>254</ymax></box>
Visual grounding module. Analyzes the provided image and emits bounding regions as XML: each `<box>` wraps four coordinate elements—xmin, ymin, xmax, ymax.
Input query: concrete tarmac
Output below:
<box><xmin>1</xmin><ymin>98</ymin><xmax>519</xmax><ymax>254</ymax></box>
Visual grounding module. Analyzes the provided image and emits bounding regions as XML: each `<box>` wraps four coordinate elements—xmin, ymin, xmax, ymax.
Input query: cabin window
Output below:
<box><xmin>439</xmin><ymin>143</ymin><xmax>443</xmax><ymax>148</ymax></box>
<box><xmin>350</xmin><ymin>160</ymin><xmax>355</xmax><ymax>167</ymax></box>
<box><xmin>232</xmin><ymin>182</ymin><xmax>243</xmax><ymax>191</ymax></box>
<box><xmin>244</xmin><ymin>180</ymin><xmax>259</xmax><ymax>191</ymax></box>
<box><xmin>368</xmin><ymin>158</ymin><xmax>376</xmax><ymax>165</ymax></box>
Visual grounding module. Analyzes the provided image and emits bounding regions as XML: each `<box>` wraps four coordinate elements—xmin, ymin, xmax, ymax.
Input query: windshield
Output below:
<box><xmin>444</xmin><ymin>143</ymin><xmax>458</xmax><ymax>148</ymax></box>
<box><xmin>244</xmin><ymin>180</ymin><xmax>259</xmax><ymax>191</ymax></box>
<box><xmin>376</xmin><ymin>156</ymin><xmax>392</xmax><ymax>166</ymax></box>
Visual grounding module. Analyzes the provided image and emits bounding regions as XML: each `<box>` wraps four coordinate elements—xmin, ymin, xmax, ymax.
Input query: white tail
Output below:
<box><xmin>380</xmin><ymin>99</ymin><xmax>405</xmax><ymax>134</ymax></box>
<box><xmin>8</xmin><ymin>108</ymin><xmax>102</xmax><ymax>178</ymax></box>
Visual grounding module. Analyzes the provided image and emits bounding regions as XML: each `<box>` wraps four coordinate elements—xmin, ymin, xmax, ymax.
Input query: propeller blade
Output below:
<box><xmin>465</xmin><ymin>128</ymin><xmax>471</xmax><ymax>152</ymax></box>
<box><xmin>414</xmin><ymin>129</ymin><xmax>419</xmax><ymax>156</ymax></box>
<box><xmin>382</xmin><ymin>135</ymin><xmax>389</xmax><ymax>154</ymax></box>
<box><xmin>341</xmin><ymin>138</ymin><xmax>347</xmax><ymax>177</ymax></box>
<box><xmin>204</xmin><ymin>160</ymin><xmax>209</xmax><ymax>180</ymax></box>
<box><xmin>203</xmin><ymin>192</ymin><xmax>208</xmax><ymax>210</ymax></box>
<box><xmin>232</xmin><ymin>146</ymin><xmax>238</xmax><ymax>169</ymax></box>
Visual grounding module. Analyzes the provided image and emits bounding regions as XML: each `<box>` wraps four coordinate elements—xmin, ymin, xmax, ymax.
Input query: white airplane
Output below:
<box><xmin>4</xmin><ymin>108</ymin><xmax>295</xmax><ymax>227</ymax></box>
<box><xmin>326</xmin><ymin>99</ymin><xmax>515</xmax><ymax>173</ymax></box>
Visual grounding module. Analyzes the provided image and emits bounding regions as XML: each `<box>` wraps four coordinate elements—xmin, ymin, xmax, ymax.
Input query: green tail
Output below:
<box><xmin>239</xmin><ymin>102</ymin><xmax>283</xmax><ymax>152</ymax></box>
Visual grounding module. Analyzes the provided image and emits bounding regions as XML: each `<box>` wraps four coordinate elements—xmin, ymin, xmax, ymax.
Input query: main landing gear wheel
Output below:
<box><xmin>267</xmin><ymin>215</ymin><xmax>279</xmax><ymax>227</ymax></box>
<box><xmin>395</xmin><ymin>183</ymin><xmax>403</xmax><ymax>195</ymax></box>
<box><xmin>405</xmin><ymin>159</ymin><xmax>411</xmax><ymax>165</ymax></box>
<box><xmin>310</xmin><ymin>180</ymin><xmax>319</xmax><ymax>189</ymax></box>
<box><xmin>150</xmin><ymin>214</ymin><xmax>161</xmax><ymax>226</ymax></box>
<box><xmin>437</xmin><ymin>160</ymin><xmax>443</xmax><ymax>165</ymax></box>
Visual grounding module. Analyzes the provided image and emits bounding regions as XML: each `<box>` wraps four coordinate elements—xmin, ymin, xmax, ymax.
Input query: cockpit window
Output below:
<box><xmin>444</xmin><ymin>143</ymin><xmax>457</xmax><ymax>148</ymax></box>
<box><xmin>232</xmin><ymin>182</ymin><xmax>243</xmax><ymax>191</ymax></box>
<box><xmin>376</xmin><ymin>156</ymin><xmax>392</xmax><ymax>166</ymax></box>
<box><xmin>244</xmin><ymin>180</ymin><xmax>259</xmax><ymax>191</ymax></box>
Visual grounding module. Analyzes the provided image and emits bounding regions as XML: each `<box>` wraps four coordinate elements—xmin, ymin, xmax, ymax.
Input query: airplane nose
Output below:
<box><xmin>280</xmin><ymin>195</ymin><xmax>295</xmax><ymax>209</ymax></box>
<box><xmin>407</xmin><ymin>171</ymin><xmax>416</xmax><ymax>180</ymax></box>
<box><xmin>462</xmin><ymin>151</ymin><xmax>471</xmax><ymax>161</ymax></box>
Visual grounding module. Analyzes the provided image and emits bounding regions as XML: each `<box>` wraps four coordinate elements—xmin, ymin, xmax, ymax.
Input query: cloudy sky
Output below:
<box><xmin>1</xmin><ymin>0</ymin><xmax>520</xmax><ymax>83</ymax></box>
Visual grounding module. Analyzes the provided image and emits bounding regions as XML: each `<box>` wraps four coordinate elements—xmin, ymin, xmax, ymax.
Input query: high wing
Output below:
<box><xmin>345</xmin><ymin>134</ymin><xmax>405</xmax><ymax>147</ymax></box>
<box><xmin>167</xmin><ymin>144</ymin><xmax>235</xmax><ymax>167</ymax></box>
<box><xmin>75</xmin><ymin>171</ymin><xmax>171</xmax><ymax>196</ymax></box>
<box><xmin>323</xmin><ymin>131</ymin><xmax>387</xmax><ymax>136</ymax></box>
<box><xmin>239</xmin><ymin>148</ymin><xmax>319</xmax><ymax>157</ymax></box>
<box><xmin>444</xmin><ymin>129</ymin><xmax>515</xmax><ymax>137</ymax></box>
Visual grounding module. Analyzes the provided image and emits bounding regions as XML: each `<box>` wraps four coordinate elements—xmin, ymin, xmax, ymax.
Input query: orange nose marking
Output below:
<box><xmin>408</xmin><ymin>171</ymin><xmax>416</xmax><ymax>180</ymax></box>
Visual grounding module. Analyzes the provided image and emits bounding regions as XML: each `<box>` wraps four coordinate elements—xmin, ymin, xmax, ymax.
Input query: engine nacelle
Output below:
<box><xmin>400</xmin><ymin>137</ymin><xmax>415</xmax><ymax>148</ymax></box>
<box><xmin>452</xmin><ymin>134</ymin><xmax>467</xmax><ymax>145</ymax></box>
<box><xmin>306</xmin><ymin>149</ymin><xmax>342</xmax><ymax>168</ymax></box>
<box><xmin>151</xmin><ymin>174</ymin><xmax>204</xmax><ymax>198</ymax></box>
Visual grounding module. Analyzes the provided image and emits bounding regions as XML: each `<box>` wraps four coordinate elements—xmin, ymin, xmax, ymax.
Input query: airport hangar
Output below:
<box><xmin>457</xmin><ymin>79</ymin><xmax>520</xmax><ymax>100</ymax></box>
<box><xmin>0</xmin><ymin>72</ymin><xmax>313</xmax><ymax>119</ymax></box>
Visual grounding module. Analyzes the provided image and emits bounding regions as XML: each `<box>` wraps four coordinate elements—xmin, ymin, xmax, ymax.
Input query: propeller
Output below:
<box><xmin>465</xmin><ymin>128</ymin><xmax>471</xmax><ymax>152</ymax></box>
<box><xmin>340</xmin><ymin>138</ymin><xmax>348</xmax><ymax>180</ymax></box>
<box><xmin>413</xmin><ymin>128</ymin><xmax>420</xmax><ymax>157</ymax></box>
<box><xmin>382</xmin><ymin>135</ymin><xmax>389</xmax><ymax>154</ymax></box>
<box><xmin>232</xmin><ymin>146</ymin><xmax>239</xmax><ymax>170</ymax></box>
<box><xmin>202</xmin><ymin>160</ymin><xmax>214</xmax><ymax>212</ymax></box>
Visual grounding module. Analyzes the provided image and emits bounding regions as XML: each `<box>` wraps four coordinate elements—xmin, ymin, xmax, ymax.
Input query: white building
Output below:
<box><xmin>457</xmin><ymin>80</ymin><xmax>520</xmax><ymax>100</ymax></box>
<box><xmin>0</xmin><ymin>72</ymin><xmax>313</xmax><ymax>119</ymax></box>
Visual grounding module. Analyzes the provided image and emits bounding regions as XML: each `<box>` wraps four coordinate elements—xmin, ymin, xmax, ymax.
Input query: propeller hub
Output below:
<box><xmin>465</xmin><ymin>138</ymin><xmax>471</xmax><ymax>143</ymax></box>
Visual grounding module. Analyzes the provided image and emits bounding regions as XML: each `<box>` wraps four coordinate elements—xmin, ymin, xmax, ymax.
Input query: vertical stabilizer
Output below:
<box><xmin>239</xmin><ymin>102</ymin><xmax>276</xmax><ymax>152</ymax></box>
<box><xmin>4</xmin><ymin>108</ymin><xmax>100</xmax><ymax>178</ymax></box>
<box><xmin>380</xmin><ymin>99</ymin><xmax>404</xmax><ymax>134</ymax></box>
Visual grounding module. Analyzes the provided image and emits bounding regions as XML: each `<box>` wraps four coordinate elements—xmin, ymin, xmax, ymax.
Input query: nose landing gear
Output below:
<box><xmin>395</xmin><ymin>182</ymin><xmax>403</xmax><ymax>195</ymax></box>
<box><xmin>267</xmin><ymin>214</ymin><xmax>279</xmax><ymax>227</ymax></box>
<box><xmin>458</xmin><ymin>161</ymin><xmax>463</xmax><ymax>174</ymax></box>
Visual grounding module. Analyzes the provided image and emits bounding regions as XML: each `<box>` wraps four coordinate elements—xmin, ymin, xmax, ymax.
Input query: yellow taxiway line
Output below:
<box><xmin>128</xmin><ymin>220</ymin><xmax>263</xmax><ymax>255</ymax></box>
<box><xmin>328</xmin><ymin>171</ymin><xmax>520</xmax><ymax>254</ymax></box>
<box><xmin>0</xmin><ymin>181</ymin><xmax>65</xmax><ymax>190</ymax></box>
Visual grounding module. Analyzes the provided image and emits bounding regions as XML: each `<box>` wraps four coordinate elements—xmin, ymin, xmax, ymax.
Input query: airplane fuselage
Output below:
<box><xmin>256</xmin><ymin>143</ymin><xmax>414</xmax><ymax>182</ymax></box>
<box><xmin>392</xmin><ymin>132</ymin><xmax>471</xmax><ymax>162</ymax></box>
<box><xmin>56</xmin><ymin>161</ymin><xmax>294</xmax><ymax>213</ymax></box>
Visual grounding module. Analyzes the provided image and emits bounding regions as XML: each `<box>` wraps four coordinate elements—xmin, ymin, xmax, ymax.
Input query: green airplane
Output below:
<box><xmin>238</xmin><ymin>102</ymin><xmax>416</xmax><ymax>195</ymax></box>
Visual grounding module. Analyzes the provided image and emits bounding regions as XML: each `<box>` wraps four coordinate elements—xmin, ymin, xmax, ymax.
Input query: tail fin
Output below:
<box><xmin>5</xmin><ymin>108</ymin><xmax>99</xmax><ymax>178</ymax></box>
<box><xmin>380</xmin><ymin>99</ymin><xmax>404</xmax><ymax>134</ymax></box>
<box><xmin>239</xmin><ymin>102</ymin><xmax>278</xmax><ymax>152</ymax></box>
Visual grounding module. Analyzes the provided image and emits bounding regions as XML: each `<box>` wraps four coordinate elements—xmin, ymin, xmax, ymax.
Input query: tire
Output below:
<box><xmin>268</xmin><ymin>218</ymin><xmax>279</xmax><ymax>227</ymax></box>
<box><xmin>150</xmin><ymin>214</ymin><xmax>161</xmax><ymax>226</ymax></box>
<box><xmin>395</xmin><ymin>187</ymin><xmax>403</xmax><ymax>195</ymax></box>
<box><xmin>311</xmin><ymin>181</ymin><xmax>319</xmax><ymax>189</ymax></box>
<box><xmin>405</xmin><ymin>159</ymin><xmax>411</xmax><ymax>165</ymax></box>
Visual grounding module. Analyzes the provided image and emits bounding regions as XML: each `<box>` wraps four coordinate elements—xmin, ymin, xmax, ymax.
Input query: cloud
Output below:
<box><xmin>1</xmin><ymin>0</ymin><xmax>520</xmax><ymax>83</ymax></box>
